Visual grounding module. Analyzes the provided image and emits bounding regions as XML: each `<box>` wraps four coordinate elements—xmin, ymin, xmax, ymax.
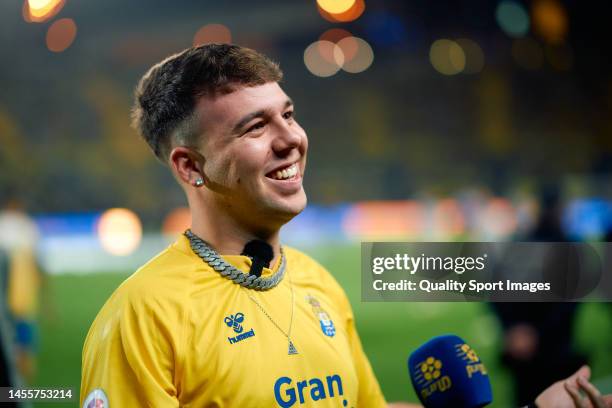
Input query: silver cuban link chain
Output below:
<box><xmin>184</xmin><ymin>229</ymin><xmax>286</xmax><ymax>290</ymax></box>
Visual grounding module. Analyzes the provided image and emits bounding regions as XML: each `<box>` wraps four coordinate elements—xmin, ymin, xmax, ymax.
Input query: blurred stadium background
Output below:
<box><xmin>1</xmin><ymin>0</ymin><xmax>612</xmax><ymax>407</ymax></box>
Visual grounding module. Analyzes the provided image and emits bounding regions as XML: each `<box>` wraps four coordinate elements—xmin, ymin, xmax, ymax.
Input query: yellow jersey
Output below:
<box><xmin>80</xmin><ymin>235</ymin><xmax>386</xmax><ymax>407</ymax></box>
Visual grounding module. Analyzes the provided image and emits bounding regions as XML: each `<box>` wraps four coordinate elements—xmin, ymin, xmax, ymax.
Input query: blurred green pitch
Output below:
<box><xmin>33</xmin><ymin>244</ymin><xmax>612</xmax><ymax>407</ymax></box>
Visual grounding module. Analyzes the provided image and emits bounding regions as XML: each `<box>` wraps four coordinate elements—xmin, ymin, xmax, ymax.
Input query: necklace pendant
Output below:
<box><xmin>288</xmin><ymin>340</ymin><xmax>298</xmax><ymax>355</ymax></box>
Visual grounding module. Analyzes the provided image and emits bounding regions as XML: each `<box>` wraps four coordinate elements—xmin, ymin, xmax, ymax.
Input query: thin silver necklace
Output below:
<box><xmin>246</xmin><ymin>273</ymin><xmax>298</xmax><ymax>355</ymax></box>
<box><xmin>185</xmin><ymin>229</ymin><xmax>298</xmax><ymax>355</ymax></box>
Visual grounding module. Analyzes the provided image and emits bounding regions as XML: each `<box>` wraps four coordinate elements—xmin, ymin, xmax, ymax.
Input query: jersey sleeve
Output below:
<box><xmin>80</xmin><ymin>285</ymin><xmax>182</xmax><ymax>407</ymax></box>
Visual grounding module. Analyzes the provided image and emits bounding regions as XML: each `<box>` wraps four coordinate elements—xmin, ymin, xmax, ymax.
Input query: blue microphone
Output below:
<box><xmin>408</xmin><ymin>335</ymin><xmax>493</xmax><ymax>408</ymax></box>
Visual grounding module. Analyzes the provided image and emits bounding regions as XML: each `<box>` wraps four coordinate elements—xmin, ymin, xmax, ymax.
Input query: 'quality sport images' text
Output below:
<box><xmin>372</xmin><ymin>279</ymin><xmax>551</xmax><ymax>294</ymax></box>
<box><xmin>369</xmin><ymin>253</ymin><xmax>551</xmax><ymax>294</ymax></box>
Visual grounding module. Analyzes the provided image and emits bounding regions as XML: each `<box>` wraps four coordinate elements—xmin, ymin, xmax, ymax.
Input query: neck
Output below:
<box><xmin>188</xmin><ymin>197</ymin><xmax>282</xmax><ymax>268</ymax></box>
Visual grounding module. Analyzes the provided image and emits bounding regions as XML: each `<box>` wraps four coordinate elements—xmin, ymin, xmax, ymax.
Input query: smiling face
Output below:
<box><xmin>195</xmin><ymin>82</ymin><xmax>308</xmax><ymax>232</ymax></box>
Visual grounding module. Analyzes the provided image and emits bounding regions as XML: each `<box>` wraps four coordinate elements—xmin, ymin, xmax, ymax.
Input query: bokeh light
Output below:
<box><xmin>97</xmin><ymin>208</ymin><xmax>142</xmax><ymax>256</ymax></box>
<box><xmin>304</xmin><ymin>41</ymin><xmax>344</xmax><ymax>77</ymax></box>
<box><xmin>193</xmin><ymin>23</ymin><xmax>232</xmax><ymax>47</ymax></box>
<box><xmin>316</xmin><ymin>40</ymin><xmax>344</xmax><ymax>66</ymax></box>
<box><xmin>162</xmin><ymin>207</ymin><xmax>192</xmax><ymax>238</ymax></box>
<box><xmin>456</xmin><ymin>38</ymin><xmax>485</xmax><ymax>74</ymax></box>
<box><xmin>338</xmin><ymin>37</ymin><xmax>374</xmax><ymax>73</ymax></box>
<box><xmin>532</xmin><ymin>0</ymin><xmax>568</xmax><ymax>44</ymax></box>
<box><xmin>319</xmin><ymin>29</ymin><xmax>355</xmax><ymax>62</ymax></box>
<box><xmin>317</xmin><ymin>0</ymin><xmax>365</xmax><ymax>23</ymax></box>
<box><xmin>336</xmin><ymin>35</ymin><xmax>359</xmax><ymax>64</ymax></box>
<box><xmin>512</xmin><ymin>38</ymin><xmax>544</xmax><ymax>70</ymax></box>
<box><xmin>316</xmin><ymin>0</ymin><xmax>355</xmax><ymax>14</ymax></box>
<box><xmin>46</xmin><ymin>18</ymin><xmax>77</xmax><ymax>53</ymax></box>
<box><xmin>496</xmin><ymin>1</ymin><xmax>530</xmax><ymax>38</ymax></box>
<box><xmin>429</xmin><ymin>39</ymin><xmax>465</xmax><ymax>75</ymax></box>
<box><xmin>319</xmin><ymin>28</ymin><xmax>352</xmax><ymax>44</ymax></box>
<box><xmin>23</xmin><ymin>0</ymin><xmax>65</xmax><ymax>23</ymax></box>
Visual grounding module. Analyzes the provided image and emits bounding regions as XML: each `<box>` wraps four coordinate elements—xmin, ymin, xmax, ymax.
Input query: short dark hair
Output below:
<box><xmin>132</xmin><ymin>44</ymin><xmax>283</xmax><ymax>161</ymax></box>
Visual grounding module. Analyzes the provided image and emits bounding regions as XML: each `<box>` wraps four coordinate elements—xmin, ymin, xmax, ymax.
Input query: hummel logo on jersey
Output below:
<box><xmin>224</xmin><ymin>313</ymin><xmax>245</xmax><ymax>333</ymax></box>
<box><xmin>224</xmin><ymin>312</ymin><xmax>255</xmax><ymax>344</ymax></box>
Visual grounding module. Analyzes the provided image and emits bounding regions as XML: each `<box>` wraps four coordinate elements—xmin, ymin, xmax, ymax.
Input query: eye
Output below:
<box><xmin>283</xmin><ymin>110</ymin><xmax>294</xmax><ymax>121</ymax></box>
<box><xmin>246</xmin><ymin>121</ymin><xmax>265</xmax><ymax>134</ymax></box>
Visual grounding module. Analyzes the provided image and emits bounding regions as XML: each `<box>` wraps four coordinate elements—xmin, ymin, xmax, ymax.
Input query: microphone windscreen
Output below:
<box><xmin>241</xmin><ymin>240</ymin><xmax>274</xmax><ymax>267</ymax></box>
<box><xmin>408</xmin><ymin>334</ymin><xmax>493</xmax><ymax>408</ymax></box>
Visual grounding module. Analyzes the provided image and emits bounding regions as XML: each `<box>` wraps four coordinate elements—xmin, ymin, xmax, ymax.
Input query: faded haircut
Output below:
<box><xmin>132</xmin><ymin>44</ymin><xmax>283</xmax><ymax>162</ymax></box>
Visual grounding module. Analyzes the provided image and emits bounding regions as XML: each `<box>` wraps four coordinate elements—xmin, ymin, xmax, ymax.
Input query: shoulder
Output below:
<box><xmin>283</xmin><ymin>246</ymin><xmax>351</xmax><ymax>308</ymax></box>
<box><xmin>283</xmin><ymin>246</ymin><xmax>334</xmax><ymax>282</ymax></box>
<box><xmin>116</xmin><ymin>242</ymin><xmax>196</xmax><ymax>306</ymax></box>
<box><xmin>85</xmin><ymin>242</ymin><xmax>195</xmax><ymax>346</ymax></box>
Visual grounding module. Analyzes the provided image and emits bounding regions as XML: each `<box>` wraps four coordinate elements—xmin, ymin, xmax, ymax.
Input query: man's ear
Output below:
<box><xmin>169</xmin><ymin>146</ymin><xmax>206</xmax><ymax>187</ymax></box>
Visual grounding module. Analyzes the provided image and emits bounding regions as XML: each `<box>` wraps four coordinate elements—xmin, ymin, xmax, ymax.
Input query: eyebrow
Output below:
<box><xmin>231</xmin><ymin>98</ymin><xmax>294</xmax><ymax>134</ymax></box>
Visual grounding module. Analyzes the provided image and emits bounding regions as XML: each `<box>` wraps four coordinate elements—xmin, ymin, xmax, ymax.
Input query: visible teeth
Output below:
<box><xmin>271</xmin><ymin>163</ymin><xmax>298</xmax><ymax>180</ymax></box>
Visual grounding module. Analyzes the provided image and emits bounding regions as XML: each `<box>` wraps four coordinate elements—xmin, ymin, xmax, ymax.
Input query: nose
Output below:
<box><xmin>271</xmin><ymin>118</ymin><xmax>304</xmax><ymax>156</ymax></box>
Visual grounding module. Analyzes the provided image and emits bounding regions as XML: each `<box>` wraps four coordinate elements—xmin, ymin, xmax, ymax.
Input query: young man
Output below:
<box><xmin>80</xmin><ymin>43</ymin><xmax>396</xmax><ymax>407</ymax></box>
<box><xmin>80</xmin><ymin>44</ymin><xmax>611</xmax><ymax>408</ymax></box>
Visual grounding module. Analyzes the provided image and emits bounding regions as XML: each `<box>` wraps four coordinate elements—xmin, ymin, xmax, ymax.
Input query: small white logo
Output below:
<box><xmin>82</xmin><ymin>388</ymin><xmax>109</xmax><ymax>408</ymax></box>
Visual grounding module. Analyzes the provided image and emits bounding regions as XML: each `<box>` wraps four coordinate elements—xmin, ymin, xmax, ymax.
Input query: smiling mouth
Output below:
<box><xmin>266</xmin><ymin>163</ymin><xmax>299</xmax><ymax>181</ymax></box>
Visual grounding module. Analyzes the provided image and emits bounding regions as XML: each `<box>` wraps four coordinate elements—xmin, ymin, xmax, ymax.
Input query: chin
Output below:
<box><xmin>265</xmin><ymin>194</ymin><xmax>307</xmax><ymax>223</ymax></box>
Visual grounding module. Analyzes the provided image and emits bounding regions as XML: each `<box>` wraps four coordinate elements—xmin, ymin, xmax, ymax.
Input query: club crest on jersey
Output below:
<box><xmin>224</xmin><ymin>312</ymin><xmax>255</xmax><ymax>344</ymax></box>
<box><xmin>306</xmin><ymin>295</ymin><xmax>335</xmax><ymax>337</ymax></box>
